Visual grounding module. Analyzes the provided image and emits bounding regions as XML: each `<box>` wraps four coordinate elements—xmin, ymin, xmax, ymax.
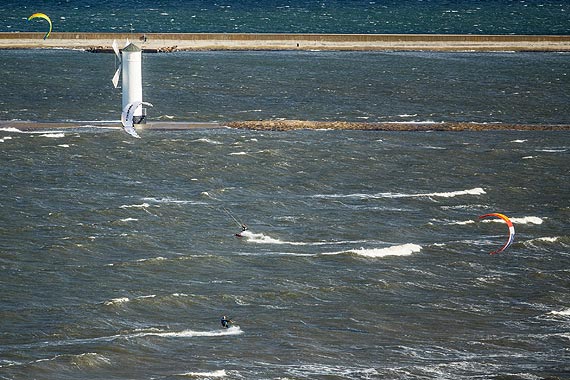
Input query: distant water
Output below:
<box><xmin>0</xmin><ymin>49</ymin><xmax>569</xmax><ymax>124</ymax></box>
<box><xmin>2</xmin><ymin>0</ymin><xmax>570</xmax><ymax>34</ymax></box>
<box><xmin>0</xmin><ymin>128</ymin><xmax>569</xmax><ymax>379</ymax></box>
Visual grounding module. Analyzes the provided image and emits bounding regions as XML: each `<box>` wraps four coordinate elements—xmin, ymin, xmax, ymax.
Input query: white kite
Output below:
<box><xmin>121</xmin><ymin>101</ymin><xmax>153</xmax><ymax>139</ymax></box>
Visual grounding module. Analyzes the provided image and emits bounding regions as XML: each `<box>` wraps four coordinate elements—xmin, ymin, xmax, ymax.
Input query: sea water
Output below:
<box><xmin>0</xmin><ymin>128</ymin><xmax>569</xmax><ymax>379</ymax></box>
<box><xmin>2</xmin><ymin>0</ymin><xmax>570</xmax><ymax>35</ymax></box>
<box><xmin>0</xmin><ymin>49</ymin><xmax>569</xmax><ymax>124</ymax></box>
<box><xmin>1</xmin><ymin>1</ymin><xmax>570</xmax><ymax>379</ymax></box>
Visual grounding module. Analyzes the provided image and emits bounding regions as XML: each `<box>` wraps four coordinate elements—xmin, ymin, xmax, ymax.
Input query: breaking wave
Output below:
<box><xmin>314</xmin><ymin>187</ymin><xmax>486</xmax><ymax>200</ymax></box>
<box><xmin>177</xmin><ymin>369</ymin><xmax>227</xmax><ymax>378</ymax></box>
<box><xmin>322</xmin><ymin>243</ymin><xmax>422</xmax><ymax>258</ymax></box>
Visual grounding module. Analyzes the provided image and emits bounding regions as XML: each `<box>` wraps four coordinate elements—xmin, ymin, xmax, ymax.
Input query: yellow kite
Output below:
<box><xmin>27</xmin><ymin>13</ymin><xmax>52</xmax><ymax>40</ymax></box>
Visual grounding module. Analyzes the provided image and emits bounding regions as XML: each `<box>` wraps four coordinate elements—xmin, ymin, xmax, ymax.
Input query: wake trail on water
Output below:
<box><xmin>238</xmin><ymin>230</ymin><xmax>377</xmax><ymax>247</ymax></box>
<box><xmin>9</xmin><ymin>326</ymin><xmax>243</xmax><ymax>351</ymax></box>
<box><xmin>238</xmin><ymin>231</ymin><xmax>422</xmax><ymax>258</ymax></box>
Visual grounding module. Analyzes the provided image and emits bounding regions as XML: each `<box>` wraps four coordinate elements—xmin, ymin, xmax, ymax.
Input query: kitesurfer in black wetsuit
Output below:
<box><xmin>236</xmin><ymin>224</ymin><xmax>248</xmax><ymax>237</ymax></box>
<box><xmin>221</xmin><ymin>315</ymin><xmax>233</xmax><ymax>328</ymax></box>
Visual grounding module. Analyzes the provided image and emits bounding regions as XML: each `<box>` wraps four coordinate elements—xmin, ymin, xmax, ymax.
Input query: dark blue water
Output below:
<box><xmin>2</xmin><ymin>0</ymin><xmax>570</xmax><ymax>35</ymax></box>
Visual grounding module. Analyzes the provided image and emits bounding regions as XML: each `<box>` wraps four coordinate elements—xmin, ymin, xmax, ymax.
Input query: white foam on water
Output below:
<box><xmin>536</xmin><ymin>148</ymin><xmax>567</xmax><ymax>153</ymax></box>
<box><xmin>522</xmin><ymin>156</ymin><xmax>536</xmax><ymax>159</ymax></box>
<box><xmin>192</xmin><ymin>137</ymin><xmax>222</xmax><ymax>144</ymax></box>
<box><xmin>322</xmin><ymin>243</ymin><xmax>422</xmax><ymax>258</ymax></box>
<box><xmin>510</xmin><ymin>216</ymin><xmax>543</xmax><ymax>225</ymax></box>
<box><xmin>287</xmin><ymin>364</ymin><xmax>379</xmax><ymax>378</ymax></box>
<box><xmin>177</xmin><ymin>369</ymin><xmax>227</xmax><ymax>378</ymax></box>
<box><xmin>69</xmin><ymin>352</ymin><xmax>112</xmax><ymax>368</ymax></box>
<box><xmin>137</xmin><ymin>257</ymin><xmax>167</xmax><ymax>263</ymax></box>
<box><xmin>511</xmin><ymin>139</ymin><xmax>528</xmax><ymax>143</ymax></box>
<box><xmin>548</xmin><ymin>308</ymin><xmax>570</xmax><ymax>317</ymax></box>
<box><xmin>314</xmin><ymin>187</ymin><xmax>486</xmax><ymax>200</ymax></box>
<box><xmin>0</xmin><ymin>127</ymin><xmax>23</xmax><ymax>133</ymax></box>
<box><xmin>535</xmin><ymin>236</ymin><xmax>559</xmax><ymax>243</ymax></box>
<box><xmin>120</xmin><ymin>203</ymin><xmax>151</xmax><ymax>209</ymax></box>
<box><xmin>238</xmin><ymin>231</ymin><xmax>306</xmax><ymax>245</ymax></box>
<box><xmin>140</xmin><ymin>326</ymin><xmax>243</xmax><ymax>338</ymax></box>
<box><xmin>119</xmin><ymin>217</ymin><xmax>139</xmax><ymax>222</ymax></box>
<box><xmin>481</xmin><ymin>216</ymin><xmax>543</xmax><ymax>225</ymax></box>
<box><xmin>142</xmin><ymin>197</ymin><xmax>206</xmax><ymax>205</ymax></box>
<box><xmin>39</xmin><ymin>133</ymin><xmax>66</xmax><ymax>138</ymax></box>
<box><xmin>239</xmin><ymin>232</ymin><xmax>367</xmax><ymax>247</ymax></box>
<box><xmin>523</xmin><ymin>236</ymin><xmax>562</xmax><ymax>250</ymax></box>
<box><xmin>104</xmin><ymin>297</ymin><xmax>130</xmax><ymax>306</ymax></box>
<box><xmin>449</xmin><ymin>220</ymin><xmax>476</xmax><ymax>225</ymax></box>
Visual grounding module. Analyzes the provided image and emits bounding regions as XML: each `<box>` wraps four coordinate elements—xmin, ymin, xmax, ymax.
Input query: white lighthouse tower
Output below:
<box><xmin>113</xmin><ymin>41</ymin><xmax>152</xmax><ymax>138</ymax></box>
<box><xmin>121</xmin><ymin>43</ymin><xmax>146</xmax><ymax>124</ymax></box>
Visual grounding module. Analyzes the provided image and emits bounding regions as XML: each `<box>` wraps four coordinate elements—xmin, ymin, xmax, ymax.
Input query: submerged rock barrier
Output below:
<box><xmin>226</xmin><ymin>120</ymin><xmax>570</xmax><ymax>131</ymax></box>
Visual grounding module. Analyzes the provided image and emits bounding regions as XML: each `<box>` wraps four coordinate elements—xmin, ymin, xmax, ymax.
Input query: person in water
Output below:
<box><xmin>236</xmin><ymin>224</ymin><xmax>248</xmax><ymax>237</ymax></box>
<box><xmin>221</xmin><ymin>315</ymin><xmax>233</xmax><ymax>328</ymax></box>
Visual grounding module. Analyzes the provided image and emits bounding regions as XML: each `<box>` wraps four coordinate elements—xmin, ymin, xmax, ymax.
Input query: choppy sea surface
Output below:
<box><xmin>2</xmin><ymin>0</ymin><xmax>570</xmax><ymax>35</ymax></box>
<box><xmin>1</xmin><ymin>1</ymin><xmax>570</xmax><ymax>379</ymax></box>
<box><xmin>0</xmin><ymin>127</ymin><xmax>569</xmax><ymax>379</ymax></box>
<box><xmin>0</xmin><ymin>49</ymin><xmax>569</xmax><ymax>124</ymax></box>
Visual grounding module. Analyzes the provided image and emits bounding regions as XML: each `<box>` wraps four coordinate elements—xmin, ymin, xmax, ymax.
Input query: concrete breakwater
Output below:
<box><xmin>1</xmin><ymin>32</ymin><xmax>570</xmax><ymax>52</ymax></box>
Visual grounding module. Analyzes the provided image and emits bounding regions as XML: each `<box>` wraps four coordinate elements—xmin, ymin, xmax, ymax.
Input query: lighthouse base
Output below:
<box><xmin>133</xmin><ymin>108</ymin><xmax>148</xmax><ymax>124</ymax></box>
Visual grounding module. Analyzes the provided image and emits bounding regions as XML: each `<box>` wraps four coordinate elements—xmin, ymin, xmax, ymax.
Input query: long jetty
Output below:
<box><xmin>1</xmin><ymin>32</ymin><xmax>570</xmax><ymax>52</ymax></box>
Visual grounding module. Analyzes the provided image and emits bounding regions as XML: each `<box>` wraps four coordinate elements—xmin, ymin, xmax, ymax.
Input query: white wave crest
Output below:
<box><xmin>104</xmin><ymin>297</ymin><xmax>130</xmax><ymax>306</ymax></box>
<box><xmin>537</xmin><ymin>148</ymin><xmax>567</xmax><ymax>153</ymax></box>
<box><xmin>70</xmin><ymin>352</ymin><xmax>112</xmax><ymax>368</ymax></box>
<box><xmin>0</xmin><ymin>127</ymin><xmax>22</xmax><ymax>133</ymax></box>
<box><xmin>314</xmin><ymin>187</ymin><xmax>485</xmax><ymax>200</ymax></box>
<box><xmin>509</xmin><ymin>216</ymin><xmax>543</xmax><ymax>225</ymax></box>
<box><xmin>238</xmin><ymin>231</ymin><xmax>305</xmax><ymax>245</ymax></box>
<box><xmin>323</xmin><ymin>243</ymin><xmax>422</xmax><ymax>258</ymax></box>
<box><xmin>178</xmin><ymin>369</ymin><xmax>226</xmax><ymax>378</ymax></box>
<box><xmin>119</xmin><ymin>217</ymin><xmax>138</xmax><ymax>222</ymax></box>
<box><xmin>142</xmin><ymin>197</ymin><xmax>206</xmax><ymax>205</ymax></box>
<box><xmin>40</xmin><ymin>133</ymin><xmax>65</xmax><ymax>138</ymax></box>
<box><xmin>549</xmin><ymin>308</ymin><xmax>570</xmax><ymax>317</ymax></box>
<box><xmin>192</xmin><ymin>138</ymin><xmax>222</xmax><ymax>145</ymax></box>
<box><xmin>449</xmin><ymin>220</ymin><xmax>475</xmax><ymax>225</ymax></box>
<box><xmin>536</xmin><ymin>237</ymin><xmax>559</xmax><ymax>243</ymax></box>
<box><xmin>120</xmin><ymin>203</ymin><xmax>150</xmax><ymax>209</ymax></box>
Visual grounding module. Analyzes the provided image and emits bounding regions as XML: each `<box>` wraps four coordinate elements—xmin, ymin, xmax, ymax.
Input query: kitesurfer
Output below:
<box><xmin>236</xmin><ymin>224</ymin><xmax>248</xmax><ymax>238</ymax></box>
<box><xmin>221</xmin><ymin>315</ymin><xmax>233</xmax><ymax>328</ymax></box>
